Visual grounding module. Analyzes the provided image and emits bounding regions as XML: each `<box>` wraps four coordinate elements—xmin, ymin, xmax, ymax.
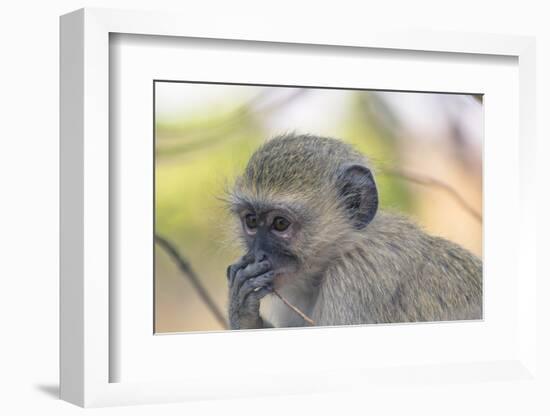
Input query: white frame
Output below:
<box><xmin>112</xmin><ymin>33</ymin><xmax>517</xmax><ymax>384</ymax></box>
<box><xmin>60</xmin><ymin>8</ymin><xmax>537</xmax><ymax>407</ymax></box>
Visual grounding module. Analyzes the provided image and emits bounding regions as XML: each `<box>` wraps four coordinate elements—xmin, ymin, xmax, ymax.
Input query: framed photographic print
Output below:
<box><xmin>60</xmin><ymin>8</ymin><xmax>538</xmax><ymax>408</ymax></box>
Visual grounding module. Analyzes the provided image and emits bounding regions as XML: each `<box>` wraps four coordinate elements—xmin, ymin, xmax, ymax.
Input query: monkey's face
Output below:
<box><xmin>229</xmin><ymin>134</ymin><xmax>380</xmax><ymax>288</ymax></box>
<box><xmin>238</xmin><ymin>206</ymin><xmax>301</xmax><ymax>288</ymax></box>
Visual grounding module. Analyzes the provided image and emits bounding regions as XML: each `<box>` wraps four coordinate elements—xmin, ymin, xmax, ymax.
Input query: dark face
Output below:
<box><xmin>239</xmin><ymin>207</ymin><xmax>300</xmax><ymax>284</ymax></box>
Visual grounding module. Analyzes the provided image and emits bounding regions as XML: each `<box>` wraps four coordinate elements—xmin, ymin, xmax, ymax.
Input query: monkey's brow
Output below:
<box><xmin>230</xmin><ymin>196</ymin><xmax>306</xmax><ymax>217</ymax></box>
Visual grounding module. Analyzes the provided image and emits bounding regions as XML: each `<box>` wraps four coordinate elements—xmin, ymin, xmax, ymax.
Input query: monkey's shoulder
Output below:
<box><xmin>367</xmin><ymin>211</ymin><xmax>480</xmax><ymax>259</ymax></box>
<box><xmin>346</xmin><ymin>211</ymin><xmax>482</xmax><ymax>288</ymax></box>
<box><xmin>317</xmin><ymin>213</ymin><xmax>482</xmax><ymax>323</ymax></box>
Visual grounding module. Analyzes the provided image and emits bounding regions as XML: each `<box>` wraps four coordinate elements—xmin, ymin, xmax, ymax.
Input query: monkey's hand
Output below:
<box><xmin>227</xmin><ymin>256</ymin><xmax>274</xmax><ymax>330</ymax></box>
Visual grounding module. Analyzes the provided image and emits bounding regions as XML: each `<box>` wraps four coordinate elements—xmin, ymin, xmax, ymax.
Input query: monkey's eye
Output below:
<box><xmin>244</xmin><ymin>213</ymin><xmax>258</xmax><ymax>229</ymax></box>
<box><xmin>272</xmin><ymin>216</ymin><xmax>290</xmax><ymax>232</ymax></box>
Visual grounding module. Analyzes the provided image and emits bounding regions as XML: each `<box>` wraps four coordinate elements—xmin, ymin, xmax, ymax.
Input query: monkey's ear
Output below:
<box><xmin>337</xmin><ymin>164</ymin><xmax>378</xmax><ymax>229</ymax></box>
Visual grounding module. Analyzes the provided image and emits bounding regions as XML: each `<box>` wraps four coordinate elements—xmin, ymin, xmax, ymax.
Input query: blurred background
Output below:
<box><xmin>154</xmin><ymin>82</ymin><xmax>483</xmax><ymax>333</ymax></box>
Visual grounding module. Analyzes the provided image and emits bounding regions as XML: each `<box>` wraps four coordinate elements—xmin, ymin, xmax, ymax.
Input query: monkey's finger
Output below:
<box><xmin>238</xmin><ymin>271</ymin><xmax>275</xmax><ymax>303</ymax></box>
<box><xmin>226</xmin><ymin>253</ymin><xmax>255</xmax><ymax>282</ymax></box>
<box><xmin>226</xmin><ymin>265</ymin><xmax>233</xmax><ymax>281</ymax></box>
<box><xmin>250</xmin><ymin>272</ymin><xmax>275</xmax><ymax>289</ymax></box>
<box><xmin>242</xmin><ymin>260</ymin><xmax>272</xmax><ymax>277</ymax></box>
<box><xmin>234</xmin><ymin>261</ymin><xmax>272</xmax><ymax>291</ymax></box>
<box><xmin>227</xmin><ymin>257</ymin><xmax>251</xmax><ymax>284</ymax></box>
<box><xmin>227</xmin><ymin>260</ymin><xmax>247</xmax><ymax>282</ymax></box>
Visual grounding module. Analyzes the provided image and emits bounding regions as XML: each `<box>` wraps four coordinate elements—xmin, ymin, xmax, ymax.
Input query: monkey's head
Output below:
<box><xmin>227</xmin><ymin>133</ymin><xmax>378</xmax><ymax>287</ymax></box>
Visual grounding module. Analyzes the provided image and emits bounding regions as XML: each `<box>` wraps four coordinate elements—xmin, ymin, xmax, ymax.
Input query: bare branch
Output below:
<box><xmin>155</xmin><ymin>234</ymin><xmax>228</xmax><ymax>329</ymax></box>
<box><xmin>272</xmin><ymin>290</ymin><xmax>315</xmax><ymax>326</ymax></box>
<box><xmin>379</xmin><ymin>167</ymin><xmax>482</xmax><ymax>223</ymax></box>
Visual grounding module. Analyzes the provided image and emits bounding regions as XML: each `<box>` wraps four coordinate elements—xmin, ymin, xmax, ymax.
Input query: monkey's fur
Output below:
<box><xmin>226</xmin><ymin>133</ymin><xmax>482</xmax><ymax>329</ymax></box>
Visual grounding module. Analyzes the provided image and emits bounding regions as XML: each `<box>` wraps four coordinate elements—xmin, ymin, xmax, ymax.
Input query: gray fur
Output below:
<box><xmin>226</xmin><ymin>133</ymin><xmax>482</xmax><ymax>329</ymax></box>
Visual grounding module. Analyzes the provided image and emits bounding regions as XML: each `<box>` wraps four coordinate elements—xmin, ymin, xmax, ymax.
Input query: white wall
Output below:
<box><xmin>1</xmin><ymin>1</ymin><xmax>548</xmax><ymax>414</ymax></box>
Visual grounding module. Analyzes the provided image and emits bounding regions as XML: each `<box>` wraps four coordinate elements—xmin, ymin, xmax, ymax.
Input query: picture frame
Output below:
<box><xmin>60</xmin><ymin>7</ymin><xmax>537</xmax><ymax>408</ymax></box>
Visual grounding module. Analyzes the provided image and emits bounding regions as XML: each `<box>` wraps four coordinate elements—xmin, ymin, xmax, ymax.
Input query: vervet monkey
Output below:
<box><xmin>226</xmin><ymin>134</ymin><xmax>482</xmax><ymax>329</ymax></box>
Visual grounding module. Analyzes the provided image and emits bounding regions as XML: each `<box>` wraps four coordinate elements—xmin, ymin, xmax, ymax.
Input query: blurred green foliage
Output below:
<box><xmin>156</xmin><ymin>127</ymin><xmax>259</xmax><ymax>239</ymax></box>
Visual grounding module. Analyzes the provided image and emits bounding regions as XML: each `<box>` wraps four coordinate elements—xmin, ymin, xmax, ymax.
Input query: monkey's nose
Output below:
<box><xmin>255</xmin><ymin>250</ymin><xmax>268</xmax><ymax>263</ymax></box>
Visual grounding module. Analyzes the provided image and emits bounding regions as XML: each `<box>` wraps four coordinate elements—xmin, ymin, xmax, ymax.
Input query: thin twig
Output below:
<box><xmin>155</xmin><ymin>234</ymin><xmax>228</xmax><ymax>329</ymax></box>
<box><xmin>272</xmin><ymin>289</ymin><xmax>315</xmax><ymax>326</ymax></box>
<box><xmin>380</xmin><ymin>167</ymin><xmax>482</xmax><ymax>223</ymax></box>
